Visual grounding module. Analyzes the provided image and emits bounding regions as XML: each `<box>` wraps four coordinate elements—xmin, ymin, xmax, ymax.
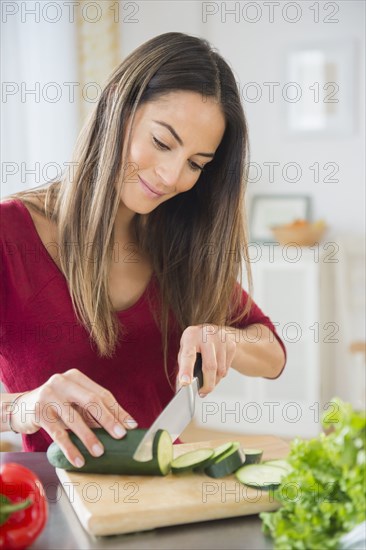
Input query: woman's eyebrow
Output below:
<box><xmin>152</xmin><ymin>120</ymin><xmax>215</xmax><ymax>158</ymax></box>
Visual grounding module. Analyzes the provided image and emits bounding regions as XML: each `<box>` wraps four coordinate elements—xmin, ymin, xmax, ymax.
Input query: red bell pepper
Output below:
<box><xmin>0</xmin><ymin>463</ymin><xmax>48</xmax><ymax>549</ymax></box>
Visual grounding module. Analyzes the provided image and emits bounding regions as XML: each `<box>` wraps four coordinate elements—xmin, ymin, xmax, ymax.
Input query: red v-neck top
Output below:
<box><xmin>0</xmin><ymin>199</ymin><xmax>286</xmax><ymax>452</ymax></box>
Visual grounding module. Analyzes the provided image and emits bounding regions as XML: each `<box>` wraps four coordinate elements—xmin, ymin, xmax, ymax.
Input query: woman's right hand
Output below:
<box><xmin>11</xmin><ymin>369</ymin><xmax>138</xmax><ymax>468</ymax></box>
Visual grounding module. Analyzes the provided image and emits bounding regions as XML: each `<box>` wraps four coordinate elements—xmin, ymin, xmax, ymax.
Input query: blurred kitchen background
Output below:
<box><xmin>1</xmin><ymin>1</ymin><xmax>365</xmax><ymax>449</ymax></box>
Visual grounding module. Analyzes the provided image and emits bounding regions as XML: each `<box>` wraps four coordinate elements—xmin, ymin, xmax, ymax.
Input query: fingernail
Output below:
<box><xmin>180</xmin><ymin>374</ymin><xmax>191</xmax><ymax>385</ymax></box>
<box><xmin>199</xmin><ymin>393</ymin><xmax>207</xmax><ymax>398</ymax></box>
<box><xmin>92</xmin><ymin>443</ymin><xmax>104</xmax><ymax>457</ymax></box>
<box><xmin>114</xmin><ymin>424</ymin><xmax>126</xmax><ymax>438</ymax></box>
<box><xmin>75</xmin><ymin>456</ymin><xmax>85</xmax><ymax>468</ymax></box>
<box><xmin>125</xmin><ymin>417</ymin><xmax>138</xmax><ymax>429</ymax></box>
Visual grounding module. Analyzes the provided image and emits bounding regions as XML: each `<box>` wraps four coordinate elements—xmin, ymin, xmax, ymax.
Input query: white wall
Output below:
<box><xmin>201</xmin><ymin>1</ymin><xmax>365</xmax><ymax>237</ymax></box>
<box><xmin>120</xmin><ymin>0</ymin><xmax>204</xmax><ymax>54</ymax></box>
<box><xmin>1</xmin><ymin>3</ymin><xmax>79</xmax><ymax>198</ymax></box>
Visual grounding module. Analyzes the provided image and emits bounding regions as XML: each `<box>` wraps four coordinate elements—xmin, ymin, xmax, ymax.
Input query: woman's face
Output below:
<box><xmin>120</xmin><ymin>90</ymin><xmax>226</xmax><ymax>214</ymax></box>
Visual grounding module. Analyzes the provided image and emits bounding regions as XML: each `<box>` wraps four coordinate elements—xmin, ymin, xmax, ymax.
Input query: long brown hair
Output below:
<box><xmin>8</xmin><ymin>32</ymin><xmax>253</xmax><ymax>384</ymax></box>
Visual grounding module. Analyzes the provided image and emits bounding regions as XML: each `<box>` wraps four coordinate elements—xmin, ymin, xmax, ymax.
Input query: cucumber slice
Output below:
<box><xmin>171</xmin><ymin>448</ymin><xmax>214</xmax><ymax>473</ymax></box>
<box><xmin>47</xmin><ymin>428</ymin><xmax>172</xmax><ymax>476</ymax></box>
<box><xmin>242</xmin><ymin>448</ymin><xmax>263</xmax><ymax>465</ymax></box>
<box><xmin>263</xmin><ymin>459</ymin><xmax>293</xmax><ymax>473</ymax></box>
<box><xmin>194</xmin><ymin>442</ymin><xmax>234</xmax><ymax>472</ymax></box>
<box><xmin>204</xmin><ymin>442</ymin><xmax>245</xmax><ymax>478</ymax></box>
<box><xmin>235</xmin><ymin>463</ymin><xmax>287</xmax><ymax>489</ymax></box>
<box><xmin>209</xmin><ymin>441</ymin><xmax>235</xmax><ymax>462</ymax></box>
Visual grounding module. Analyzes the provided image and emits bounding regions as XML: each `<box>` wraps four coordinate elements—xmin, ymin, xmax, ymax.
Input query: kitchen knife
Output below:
<box><xmin>133</xmin><ymin>353</ymin><xmax>203</xmax><ymax>462</ymax></box>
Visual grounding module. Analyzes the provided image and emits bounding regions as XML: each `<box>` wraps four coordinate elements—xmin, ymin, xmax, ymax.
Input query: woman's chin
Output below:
<box><xmin>119</xmin><ymin>197</ymin><xmax>160</xmax><ymax>216</ymax></box>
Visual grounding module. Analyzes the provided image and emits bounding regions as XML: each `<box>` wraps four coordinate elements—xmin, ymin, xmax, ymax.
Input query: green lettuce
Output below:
<box><xmin>260</xmin><ymin>398</ymin><xmax>366</xmax><ymax>549</ymax></box>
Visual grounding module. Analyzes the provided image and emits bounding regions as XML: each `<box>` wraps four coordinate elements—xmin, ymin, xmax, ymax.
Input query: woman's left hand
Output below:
<box><xmin>177</xmin><ymin>324</ymin><xmax>237</xmax><ymax>396</ymax></box>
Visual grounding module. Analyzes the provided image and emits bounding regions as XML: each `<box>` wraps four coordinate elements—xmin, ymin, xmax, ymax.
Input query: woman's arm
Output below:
<box><xmin>1</xmin><ymin>393</ymin><xmax>28</xmax><ymax>432</ymax></box>
<box><xmin>224</xmin><ymin>323</ymin><xmax>286</xmax><ymax>379</ymax></box>
<box><xmin>178</xmin><ymin>322</ymin><xmax>286</xmax><ymax>396</ymax></box>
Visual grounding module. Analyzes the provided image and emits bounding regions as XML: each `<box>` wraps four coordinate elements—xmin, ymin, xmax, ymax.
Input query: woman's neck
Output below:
<box><xmin>114</xmin><ymin>201</ymin><xmax>136</xmax><ymax>241</ymax></box>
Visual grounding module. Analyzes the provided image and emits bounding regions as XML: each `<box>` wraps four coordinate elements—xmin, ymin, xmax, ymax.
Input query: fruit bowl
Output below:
<box><xmin>270</xmin><ymin>219</ymin><xmax>327</xmax><ymax>247</ymax></box>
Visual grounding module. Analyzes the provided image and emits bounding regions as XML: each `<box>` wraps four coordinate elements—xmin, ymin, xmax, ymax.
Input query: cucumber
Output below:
<box><xmin>263</xmin><ymin>459</ymin><xmax>293</xmax><ymax>473</ymax></box>
<box><xmin>171</xmin><ymin>448</ymin><xmax>214</xmax><ymax>473</ymax></box>
<box><xmin>204</xmin><ymin>442</ymin><xmax>245</xmax><ymax>478</ymax></box>
<box><xmin>194</xmin><ymin>441</ymin><xmax>234</xmax><ymax>472</ymax></box>
<box><xmin>242</xmin><ymin>448</ymin><xmax>263</xmax><ymax>465</ymax></box>
<box><xmin>235</xmin><ymin>463</ymin><xmax>287</xmax><ymax>489</ymax></box>
<box><xmin>46</xmin><ymin>428</ymin><xmax>172</xmax><ymax>476</ymax></box>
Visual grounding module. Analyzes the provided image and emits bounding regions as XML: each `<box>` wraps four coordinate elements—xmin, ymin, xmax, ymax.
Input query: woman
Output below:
<box><xmin>0</xmin><ymin>32</ymin><xmax>286</xmax><ymax>468</ymax></box>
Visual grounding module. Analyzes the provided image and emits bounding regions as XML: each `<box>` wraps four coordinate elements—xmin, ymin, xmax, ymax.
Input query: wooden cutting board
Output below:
<box><xmin>56</xmin><ymin>434</ymin><xmax>289</xmax><ymax>536</ymax></box>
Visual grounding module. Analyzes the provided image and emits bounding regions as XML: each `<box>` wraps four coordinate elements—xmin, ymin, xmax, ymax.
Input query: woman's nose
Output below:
<box><xmin>155</xmin><ymin>158</ymin><xmax>184</xmax><ymax>190</ymax></box>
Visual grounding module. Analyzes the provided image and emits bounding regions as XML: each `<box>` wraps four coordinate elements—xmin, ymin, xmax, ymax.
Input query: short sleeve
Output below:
<box><xmin>227</xmin><ymin>282</ymin><xmax>287</xmax><ymax>380</ymax></box>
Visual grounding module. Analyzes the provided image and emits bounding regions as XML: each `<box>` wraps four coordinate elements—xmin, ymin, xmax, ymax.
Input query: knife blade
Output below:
<box><xmin>133</xmin><ymin>353</ymin><xmax>203</xmax><ymax>462</ymax></box>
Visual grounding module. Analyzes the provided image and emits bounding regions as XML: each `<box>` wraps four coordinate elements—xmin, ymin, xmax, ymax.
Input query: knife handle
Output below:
<box><xmin>193</xmin><ymin>353</ymin><xmax>203</xmax><ymax>389</ymax></box>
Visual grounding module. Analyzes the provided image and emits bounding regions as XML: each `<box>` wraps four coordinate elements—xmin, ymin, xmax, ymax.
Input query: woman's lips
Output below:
<box><xmin>138</xmin><ymin>176</ymin><xmax>166</xmax><ymax>198</ymax></box>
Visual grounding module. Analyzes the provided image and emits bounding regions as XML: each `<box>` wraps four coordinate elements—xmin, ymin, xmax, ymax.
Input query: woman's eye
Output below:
<box><xmin>152</xmin><ymin>137</ymin><xmax>169</xmax><ymax>150</ymax></box>
<box><xmin>189</xmin><ymin>161</ymin><xmax>205</xmax><ymax>172</ymax></box>
<box><xmin>153</xmin><ymin>136</ymin><xmax>204</xmax><ymax>172</ymax></box>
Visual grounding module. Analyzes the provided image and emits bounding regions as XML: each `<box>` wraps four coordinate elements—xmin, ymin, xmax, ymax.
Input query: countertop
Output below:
<box><xmin>1</xmin><ymin>452</ymin><xmax>276</xmax><ymax>550</ymax></box>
